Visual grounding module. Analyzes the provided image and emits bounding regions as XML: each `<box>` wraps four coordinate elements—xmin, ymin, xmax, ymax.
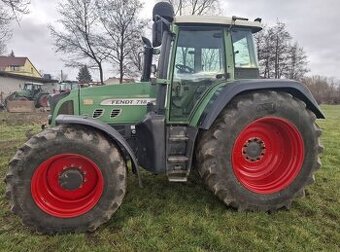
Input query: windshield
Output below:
<box><xmin>173</xmin><ymin>27</ymin><xmax>225</xmax><ymax>81</ymax></box>
<box><xmin>24</xmin><ymin>84</ymin><xmax>33</xmax><ymax>90</ymax></box>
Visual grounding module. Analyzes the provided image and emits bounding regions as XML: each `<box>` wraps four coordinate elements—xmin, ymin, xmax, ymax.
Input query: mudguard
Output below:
<box><xmin>198</xmin><ymin>79</ymin><xmax>325</xmax><ymax>130</ymax></box>
<box><xmin>55</xmin><ymin>115</ymin><xmax>142</xmax><ymax>187</ymax></box>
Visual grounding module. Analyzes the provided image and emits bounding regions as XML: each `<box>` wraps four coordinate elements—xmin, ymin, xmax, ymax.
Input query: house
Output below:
<box><xmin>0</xmin><ymin>56</ymin><xmax>42</xmax><ymax>78</ymax></box>
<box><xmin>0</xmin><ymin>72</ymin><xmax>58</xmax><ymax>103</ymax></box>
<box><xmin>0</xmin><ymin>55</ymin><xmax>59</xmax><ymax>102</ymax></box>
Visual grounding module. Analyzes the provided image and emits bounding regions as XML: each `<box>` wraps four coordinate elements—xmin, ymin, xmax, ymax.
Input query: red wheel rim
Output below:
<box><xmin>31</xmin><ymin>154</ymin><xmax>104</xmax><ymax>218</ymax></box>
<box><xmin>232</xmin><ymin>117</ymin><xmax>304</xmax><ymax>194</ymax></box>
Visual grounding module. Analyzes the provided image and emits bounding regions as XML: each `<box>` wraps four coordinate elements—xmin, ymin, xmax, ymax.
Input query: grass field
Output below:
<box><xmin>0</xmin><ymin>106</ymin><xmax>339</xmax><ymax>251</ymax></box>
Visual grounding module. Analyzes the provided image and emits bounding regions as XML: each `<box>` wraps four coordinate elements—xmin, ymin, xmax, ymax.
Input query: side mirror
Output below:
<box><xmin>152</xmin><ymin>2</ymin><xmax>174</xmax><ymax>47</ymax></box>
<box><xmin>152</xmin><ymin>20</ymin><xmax>165</xmax><ymax>47</ymax></box>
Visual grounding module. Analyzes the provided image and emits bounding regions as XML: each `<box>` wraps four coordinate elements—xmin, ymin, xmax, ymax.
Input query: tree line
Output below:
<box><xmin>255</xmin><ymin>22</ymin><xmax>309</xmax><ymax>80</ymax></box>
<box><xmin>255</xmin><ymin>22</ymin><xmax>340</xmax><ymax>104</ymax></box>
<box><xmin>302</xmin><ymin>76</ymin><xmax>340</xmax><ymax>105</ymax></box>
<box><xmin>50</xmin><ymin>0</ymin><xmax>219</xmax><ymax>84</ymax></box>
<box><xmin>0</xmin><ymin>0</ymin><xmax>219</xmax><ymax>84</ymax></box>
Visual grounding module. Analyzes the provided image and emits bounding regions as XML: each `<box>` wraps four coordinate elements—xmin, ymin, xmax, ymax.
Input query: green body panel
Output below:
<box><xmin>188</xmin><ymin>82</ymin><xmax>227</xmax><ymax>127</ymax></box>
<box><xmin>51</xmin><ymin>82</ymin><xmax>157</xmax><ymax>125</ymax></box>
<box><xmin>51</xmin><ymin>90</ymin><xmax>80</xmax><ymax>126</ymax></box>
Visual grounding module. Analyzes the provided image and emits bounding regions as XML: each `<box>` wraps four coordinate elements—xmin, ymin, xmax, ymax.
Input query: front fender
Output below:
<box><xmin>197</xmin><ymin>79</ymin><xmax>325</xmax><ymax>130</ymax></box>
<box><xmin>55</xmin><ymin>115</ymin><xmax>142</xmax><ymax>187</ymax></box>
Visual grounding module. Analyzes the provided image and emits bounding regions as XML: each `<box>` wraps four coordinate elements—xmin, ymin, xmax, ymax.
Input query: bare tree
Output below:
<box><xmin>1</xmin><ymin>0</ymin><xmax>30</xmax><ymax>16</ymax></box>
<box><xmin>97</xmin><ymin>0</ymin><xmax>146</xmax><ymax>83</ymax></box>
<box><xmin>50</xmin><ymin>0</ymin><xmax>109</xmax><ymax>84</ymax></box>
<box><xmin>272</xmin><ymin>22</ymin><xmax>291</xmax><ymax>79</ymax></box>
<box><xmin>0</xmin><ymin>0</ymin><xmax>30</xmax><ymax>55</ymax></box>
<box><xmin>127</xmin><ymin>39</ymin><xmax>144</xmax><ymax>75</ymax></box>
<box><xmin>256</xmin><ymin>21</ymin><xmax>309</xmax><ymax>80</ymax></box>
<box><xmin>302</xmin><ymin>76</ymin><xmax>340</xmax><ymax>104</ymax></box>
<box><xmin>256</xmin><ymin>22</ymin><xmax>291</xmax><ymax>79</ymax></box>
<box><xmin>166</xmin><ymin>0</ymin><xmax>220</xmax><ymax>15</ymax></box>
<box><xmin>287</xmin><ymin>42</ymin><xmax>309</xmax><ymax>80</ymax></box>
<box><xmin>0</xmin><ymin>10</ymin><xmax>11</xmax><ymax>55</ymax></box>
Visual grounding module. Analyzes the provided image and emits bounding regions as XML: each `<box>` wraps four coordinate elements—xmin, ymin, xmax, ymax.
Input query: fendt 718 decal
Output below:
<box><xmin>100</xmin><ymin>98</ymin><xmax>156</xmax><ymax>106</ymax></box>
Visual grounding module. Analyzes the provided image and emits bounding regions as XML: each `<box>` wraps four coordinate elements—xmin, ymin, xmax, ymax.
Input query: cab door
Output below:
<box><xmin>168</xmin><ymin>26</ymin><xmax>228</xmax><ymax>123</ymax></box>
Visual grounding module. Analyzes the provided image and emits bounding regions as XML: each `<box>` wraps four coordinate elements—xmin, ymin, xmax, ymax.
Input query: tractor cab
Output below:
<box><xmin>22</xmin><ymin>83</ymin><xmax>43</xmax><ymax>97</ymax></box>
<box><xmin>58</xmin><ymin>81</ymin><xmax>79</xmax><ymax>93</ymax></box>
<box><xmin>145</xmin><ymin>2</ymin><xmax>262</xmax><ymax>123</ymax></box>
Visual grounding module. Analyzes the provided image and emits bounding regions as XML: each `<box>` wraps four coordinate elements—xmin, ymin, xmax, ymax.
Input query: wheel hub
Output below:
<box><xmin>31</xmin><ymin>153</ymin><xmax>104</xmax><ymax>218</ymax></box>
<box><xmin>242</xmin><ymin>138</ymin><xmax>266</xmax><ymax>162</ymax></box>
<box><xmin>59</xmin><ymin>168</ymin><xmax>84</xmax><ymax>190</ymax></box>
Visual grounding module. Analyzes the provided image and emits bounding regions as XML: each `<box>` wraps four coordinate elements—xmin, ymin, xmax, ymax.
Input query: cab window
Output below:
<box><xmin>232</xmin><ymin>29</ymin><xmax>258</xmax><ymax>68</ymax></box>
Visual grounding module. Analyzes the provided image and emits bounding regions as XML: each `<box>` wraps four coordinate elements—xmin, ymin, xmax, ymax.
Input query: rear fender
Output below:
<box><xmin>55</xmin><ymin>115</ymin><xmax>142</xmax><ymax>187</ymax></box>
<box><xmin>198</xmin><ymin>79</ymin><xmax>325</xmax><ymax>130</ymax></box>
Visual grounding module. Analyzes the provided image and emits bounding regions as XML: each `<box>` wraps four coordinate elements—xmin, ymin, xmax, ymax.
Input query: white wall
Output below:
<box><xmin>0</xmin><ymin>76</ymin><xmax>23</xmax><ymax>102</ymax></box>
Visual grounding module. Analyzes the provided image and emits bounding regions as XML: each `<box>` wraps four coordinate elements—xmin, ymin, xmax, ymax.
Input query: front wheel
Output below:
<box><xmin>5</xmin><ymin>125</ymin><xmax>127</xmax><ymax>233</ymax></box>
<box><xmin>196</xmin><ymin>91</ymin><xmax>323</xmax><ymax>211</ymax></box>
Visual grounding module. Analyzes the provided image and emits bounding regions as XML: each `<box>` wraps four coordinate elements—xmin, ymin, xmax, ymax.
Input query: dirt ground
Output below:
<box><xmin>0</xmin><ymin>111</ymin><xmax>49</xmax><ymax>126</ymax></box>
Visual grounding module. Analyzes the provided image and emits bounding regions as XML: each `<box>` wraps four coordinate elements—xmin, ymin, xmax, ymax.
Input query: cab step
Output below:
<box><xmin>168</xmin><ymin>155</ymin><xmax>189</xmax><ymax>163</ymax></box>
<box><xmin>166</xmin><ymin>126</ymin><xmax>197</xmax><ymax>183</ymax></box>
<box><xmin>169</xmin><ymin>136</ymin><xmax>190</xmax><ymax>142</ymax></box>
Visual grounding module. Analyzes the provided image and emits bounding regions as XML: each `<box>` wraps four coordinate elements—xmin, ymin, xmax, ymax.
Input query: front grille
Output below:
<box><xmin>110</xmin><ymin>109</ymin><xmax>122</xmax><ymax>118</ymax></box>
<box><xmin>92</xmin><ymin>109</ymin><xmax>104</xmax><ymax>119</ymax></box>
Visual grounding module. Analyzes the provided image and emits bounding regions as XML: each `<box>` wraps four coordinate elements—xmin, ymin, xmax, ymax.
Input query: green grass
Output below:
<box><xmin>0</xmin><ymin>106</ymin><xmax>339</xmax><ymax>251</ymax></box>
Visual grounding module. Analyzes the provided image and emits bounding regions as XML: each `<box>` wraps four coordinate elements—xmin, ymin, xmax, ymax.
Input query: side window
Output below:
<box><xmin>233</xmin><ymin>37</ymin><xmax>251</xmax><ymax>67</ymax></box>
<box><xmin>232</xmin><ymin>30</ymin><xmax>258</xmax><ymax>68</ymax></box>
<box><xmin>25</xmin><ymin>84</ymin><xmax>32</xmax><ymax>90</ymax></box>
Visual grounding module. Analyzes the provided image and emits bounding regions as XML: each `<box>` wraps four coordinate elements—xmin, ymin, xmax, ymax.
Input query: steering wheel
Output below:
<box><xmin>175</xmin><ymin>64</ymin><xmax>194</xmax><ymax>74</ymax></box>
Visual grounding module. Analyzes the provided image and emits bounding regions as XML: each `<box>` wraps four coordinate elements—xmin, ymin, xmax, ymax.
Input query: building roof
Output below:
<box><xmin>174</xmin><ymin>15</ymin><xmax>263</xmax><ymax>32</ymax></box>
<box><xmin>0</xmin><ymin>71</ymin><xmax>58</xmax><ymax>83</ymax></box>
<box><xmin>0</xmin><ymin>56</ymin><xmax>27</xmax><ymax>68</ymax></box>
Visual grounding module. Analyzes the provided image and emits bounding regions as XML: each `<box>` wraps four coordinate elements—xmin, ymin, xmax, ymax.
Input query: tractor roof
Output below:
<box><xmin>174</xmin><ymin>16</ymin><xmax>263</xmax><ymax>33</ymax></box>
<box><xmin>25</xmin><ymin>82</ymin><xmax>44</xmax><ymax>86</ymax></box>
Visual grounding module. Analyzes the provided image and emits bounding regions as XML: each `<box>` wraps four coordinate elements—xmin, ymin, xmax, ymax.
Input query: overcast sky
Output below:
<box><xmin>7</xmin><ymin>0</ymin><xmax>340</xmax><ymax>81</ymax></box>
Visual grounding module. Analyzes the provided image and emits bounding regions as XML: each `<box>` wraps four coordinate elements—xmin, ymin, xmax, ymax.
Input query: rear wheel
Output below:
<box><xmin>196</xmin><ymin>91</ymin><xmax>323</xmax><ymax>211</ymax></box>
<box><xmin>5</xmin><ymin>125</ymin><xmax>126</xmax><ymax>233</ymax></box>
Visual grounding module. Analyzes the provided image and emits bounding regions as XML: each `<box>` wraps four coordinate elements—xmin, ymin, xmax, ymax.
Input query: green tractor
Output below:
<box><xmin>5</xmin><ymin>82</ymin><xmax>50</xmax><ymax>109</ymax></box>
<box><xmin>5</xmin><ymin>2</ymin><xmax>324</xmax><ymax>234</ymax></box>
